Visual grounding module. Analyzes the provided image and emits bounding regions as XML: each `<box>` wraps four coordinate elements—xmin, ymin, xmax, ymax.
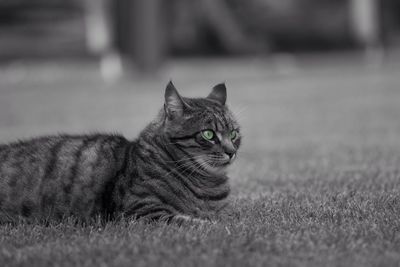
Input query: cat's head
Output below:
<box><xmin>162</xmin><ymin>81</ymin><xmax>241</xmax><ymax>175</ymax></box>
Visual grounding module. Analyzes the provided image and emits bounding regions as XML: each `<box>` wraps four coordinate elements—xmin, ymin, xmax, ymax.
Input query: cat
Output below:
<box><xmin>0</xmin><ymin>82</ymin><xmax>241</xmax><ymax>224</ymax></box>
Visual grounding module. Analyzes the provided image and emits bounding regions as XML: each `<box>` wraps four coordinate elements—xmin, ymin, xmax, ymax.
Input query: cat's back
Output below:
<box><xmin>0</xmin><ymin>134</ymin><xmax>130</xmax><ymax>221</ymax></box>
<box><xmin>0</xmin><ymin>134</ymin><xmax>128</xmax><ymax>175</ymax></box>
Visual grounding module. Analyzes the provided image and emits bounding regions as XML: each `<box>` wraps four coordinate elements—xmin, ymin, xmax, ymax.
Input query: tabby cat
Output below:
<box><xmin>0</xmin><ymin>82</ymin><xmax>241</xmax><ymax>224</ymax></box>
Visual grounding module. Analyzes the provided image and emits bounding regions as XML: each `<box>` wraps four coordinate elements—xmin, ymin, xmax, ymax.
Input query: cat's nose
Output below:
<box><xmin>225</xmin><ymin>151</ymin><xmax>235</xmax><ymax>160</ymax></box>
<box><xmin>222</xmin><ymin>138</ymin><xmax>236</xmax><ymax>160</ymax></box>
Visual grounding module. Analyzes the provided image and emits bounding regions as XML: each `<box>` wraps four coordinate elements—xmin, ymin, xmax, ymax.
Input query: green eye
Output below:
<box><xmin>230</xmin><ymin>130</ymin><xmax>238</xmax><ymax>140</ymax></box>
<box><xmin>201</xmin><ymin>130</ymin><xmax>214</xmax><ymax>140</ymax></box>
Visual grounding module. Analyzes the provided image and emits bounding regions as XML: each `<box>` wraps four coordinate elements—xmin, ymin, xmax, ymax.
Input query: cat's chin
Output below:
<box><xmin>196</xmin><ymin>158</ymin><xmax>229</xmax><ymax>175</ymax></box>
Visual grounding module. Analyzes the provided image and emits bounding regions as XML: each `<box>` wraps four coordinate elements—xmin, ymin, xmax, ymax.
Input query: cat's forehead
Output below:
<box><xmin>184</xmin><ymin>97</ymin><xmax>220</xmax><ymax>108</ymax></box>
<box><xmin>185</xmin><ymin>98</ymin><xmax>239</xmax><ymax>130</ymax></box>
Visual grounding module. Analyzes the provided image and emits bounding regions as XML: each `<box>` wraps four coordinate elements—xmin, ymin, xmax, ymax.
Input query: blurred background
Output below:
<box><xmin>1</xmin><ymin>0</ymin><xmax>400</xmax><ymax>187</ymax></box>
<box><xmin>1</xmin><ymin>0</ymin><xmax>400</xmax><ymax>62</ymax></box>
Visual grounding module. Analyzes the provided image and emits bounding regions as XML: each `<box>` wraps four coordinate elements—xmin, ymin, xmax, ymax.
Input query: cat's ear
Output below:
<box><xmin>164</xmin><ymin>81</ymin><xmax>186</xmax><ymax>117</ymax></box>
<box><xmin>207</xmin><ymin>83</ymin><xmax>227</xmax><ymax>105</ymax></box>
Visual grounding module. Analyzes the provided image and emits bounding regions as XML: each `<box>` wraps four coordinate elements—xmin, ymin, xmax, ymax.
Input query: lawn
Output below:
<box><xmin>1</xmin><ymin>54</ymin><xmax>400</xmax><ymax>266</ymax></box>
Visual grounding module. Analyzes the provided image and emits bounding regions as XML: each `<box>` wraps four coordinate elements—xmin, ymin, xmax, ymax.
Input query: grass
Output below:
<box><xmin>1</xmin><ymin>54</ymin><xmax>400</xmax><ymax>266</ymax></box>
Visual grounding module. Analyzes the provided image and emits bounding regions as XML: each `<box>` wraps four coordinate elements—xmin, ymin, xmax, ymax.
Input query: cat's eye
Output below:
<box><xmin>201</xmin><ymin>130</ymin><xmax>214</xmax><ymax>140</ymax></box>
<box><xmin>230</xmin><ymin>130</ymin><xmax>238</xmax><ymax>140</ymax></box>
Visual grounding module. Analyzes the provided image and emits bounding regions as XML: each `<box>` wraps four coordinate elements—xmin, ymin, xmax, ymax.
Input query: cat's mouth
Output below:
<box><xmin>213</xmin><ymin>159</ymin><xmax>231</xmax><ymax>167</ymax></box>
<box><xmin>212</xmin><ymin>154</ymin><xmax>235</xmax><ymax>167</ymax></box>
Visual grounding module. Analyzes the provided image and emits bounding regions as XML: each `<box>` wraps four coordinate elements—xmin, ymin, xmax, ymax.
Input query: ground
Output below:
<box><xmin>1</xmin><ymin>53</ymin><xmax>400</xmax><ymax>266</ymax></box>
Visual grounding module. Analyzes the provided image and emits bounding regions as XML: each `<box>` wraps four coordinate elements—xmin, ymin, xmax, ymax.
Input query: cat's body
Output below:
<box><xmin>0</xmin><ymin>134</ymin><xmax>127</xmax><ymax>222</ymax></box>
<box><xmin>0</xmin><ymin>82</ymin><xmax>240</xmax><ymax>223</ymax></box>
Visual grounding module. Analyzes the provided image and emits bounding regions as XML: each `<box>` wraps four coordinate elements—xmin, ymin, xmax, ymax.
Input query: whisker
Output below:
<box><xmin>164</xmin><ymin>157</ymin><xmax>206</xmax><ymax>177</ymax></box>
<box><xmin>164</xmin><ymin>155</ymin><xmax>204</xmax><ymax>164</ymax></box>
<box><xmin>187</xmin><ymin>159</ymin><xmax>207</xmax><ymax>178</ymax></box>
<box><xmin>168</xmin><ymin>160</ymin><xmax>197</xmax><ymax>172</ymax></box>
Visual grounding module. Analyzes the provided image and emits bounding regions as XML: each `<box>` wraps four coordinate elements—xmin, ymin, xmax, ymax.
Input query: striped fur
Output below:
<box><xmin>0</xmin><ymin>82</ymin><xmax>241</xmax><ymax>223</ymax></box>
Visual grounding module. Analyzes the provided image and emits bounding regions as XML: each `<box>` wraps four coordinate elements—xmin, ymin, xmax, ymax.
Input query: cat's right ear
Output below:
<box><xmin>207</xmin><ymin>83</ymin><xmax>227</xmax><ymax>105</ymax></box>
<box><xmin>164</xmin><ymin>81</ymin><xmax>186</xmax><ymax>118</ymax></box>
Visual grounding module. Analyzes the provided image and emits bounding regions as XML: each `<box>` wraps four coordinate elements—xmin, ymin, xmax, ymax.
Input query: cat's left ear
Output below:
<box><xmin>207</xmin><ymin>83</ymin><xmax>227</xmax><ymax>105</ymax></box>
<box><xmin>164</xmin><ymin>81</ymin><xmax>187</xmax><ymax>118</ymax></box>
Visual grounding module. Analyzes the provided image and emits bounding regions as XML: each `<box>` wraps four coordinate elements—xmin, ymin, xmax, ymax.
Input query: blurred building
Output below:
<box><xmin>0</xmin><ymin>0</ymin><xmax>399</xmax><ymax>67</ymax></box>
<box><xmin>0</xmin><ymin>0</ymin><xmax>85</xmax><ymax>59</ymax></box>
